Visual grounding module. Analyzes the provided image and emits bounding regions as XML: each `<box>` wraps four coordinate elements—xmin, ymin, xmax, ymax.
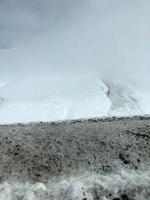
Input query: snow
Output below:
<box><xmin>0</xmin><ymin>0</ymin><xmax>150</xmax><ymax>124</ymax></box>
<box><xmin>0</xmin><ymin>170</ymin><xmax>150</xmax><ymax>200</ymax></box>
<box><xmin>0</xmin><ymin>72</ymin><xmax>150</xmax><ymax>124</ymax></box>
<box><xmin>0</xmin><ymin>74</ymin><xmax>111</xmax><ymax>124</ymax></box>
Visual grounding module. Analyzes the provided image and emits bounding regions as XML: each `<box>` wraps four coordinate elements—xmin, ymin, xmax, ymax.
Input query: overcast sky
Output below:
<box><xmin>0</xmin><ymin>0</ymin><xmax>150</xmax><ymax>82</ymax></box>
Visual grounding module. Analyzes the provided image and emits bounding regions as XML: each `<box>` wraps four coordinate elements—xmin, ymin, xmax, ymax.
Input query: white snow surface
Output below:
<box><xmin>0</xmin><ymin>74</ymin><xmax>111</xmax><ymax>124</ymax></box>
<box><xmin>0</xmin><ymin>73</ymin><xmax>149</xmax><ymax>124</ymax></box>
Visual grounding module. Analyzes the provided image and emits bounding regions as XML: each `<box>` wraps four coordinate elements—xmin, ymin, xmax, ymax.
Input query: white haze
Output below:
<box><xmin>0</xmin><ymin>0</ymin><xmax>150</xmax><ymax>123</ymax></box>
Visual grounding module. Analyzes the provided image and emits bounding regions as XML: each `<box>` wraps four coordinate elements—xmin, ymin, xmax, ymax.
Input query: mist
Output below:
<box><xmin>0</xmin><ymin>0</ymin><xmax>150</xmax><ymax>80</ymax></box>
<box><xmin>0</xmin><ymin>0</ymin><xmax>150</xmax><ymax>123</ymax></box>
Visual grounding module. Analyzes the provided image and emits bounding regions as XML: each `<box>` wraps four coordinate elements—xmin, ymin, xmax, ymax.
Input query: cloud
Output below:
<box><xmin>0</xmin><ymin>0</ymin><xmax>150</xmax><ymax>81</ymax></box>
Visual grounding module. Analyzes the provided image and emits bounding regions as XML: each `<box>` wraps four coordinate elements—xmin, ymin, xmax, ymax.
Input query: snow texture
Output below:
<box><xmin>0</xmin><ymin>170</ymin><xmax>150</xmax><ymax>200</ymax></box>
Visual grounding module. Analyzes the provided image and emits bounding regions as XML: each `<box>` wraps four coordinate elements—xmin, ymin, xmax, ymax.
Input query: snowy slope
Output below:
<box><xmin>0</xmin><ymin>0</ymin><xmax>150</xmax><ymax>124</ymax></box>
<box><xmin>0</xmin><ymin>72</ymin><xmax>149</xmax><ymax>124</ymax></box>
<box><xmin>0</xmin><ymin>74</ymin><xmax>110</xmax><ymax>124</ymax></box>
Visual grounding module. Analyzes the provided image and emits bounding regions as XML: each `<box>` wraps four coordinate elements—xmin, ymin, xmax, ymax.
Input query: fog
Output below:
<box><xmin>0</xmin><ymin>0</ymin><xmax>150</xmax><ymax>123</ymax></box>
<box><xmin>0</xmin><ymin>0</ymin><xmax>150</xmax><ymax>80</ymax></box>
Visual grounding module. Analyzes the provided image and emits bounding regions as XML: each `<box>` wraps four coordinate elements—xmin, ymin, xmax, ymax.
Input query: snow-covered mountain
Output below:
<box><xmin>0</xmin><ymin>0</ymin><xmax>150</xmax><ymax>124</ymax></box>
<box><xmin>0</xmin><ymin>74</ymin><xmax>149</xmax><ymax>124</ymax></box>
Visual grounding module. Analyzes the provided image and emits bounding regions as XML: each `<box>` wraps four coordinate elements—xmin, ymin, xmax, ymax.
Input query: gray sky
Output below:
<box><xmin>0</xmin><ymin>0</ymin><xmax>150</xmax><ymax>82</ymax></box>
